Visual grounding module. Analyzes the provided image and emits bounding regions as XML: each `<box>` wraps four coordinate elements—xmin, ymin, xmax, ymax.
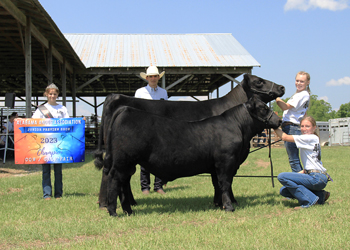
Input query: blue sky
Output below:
<box><xmin>39</xmin><ymin>0</ymin><xmax>350</xmax><ymax>116</ymax></box>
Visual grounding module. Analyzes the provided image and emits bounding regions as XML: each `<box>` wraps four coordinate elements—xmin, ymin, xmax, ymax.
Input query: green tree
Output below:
<box><xmin>307</xmin><ymin>95</ymin><xmax>333</xmax><ymax>121</ymax></box>
<box><xmin>335</xmin><ymin>102</ymin><xmax>350</xmax><ymax>118</ymax></box>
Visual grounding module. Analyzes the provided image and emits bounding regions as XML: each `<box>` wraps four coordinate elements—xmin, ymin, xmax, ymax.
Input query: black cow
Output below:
<box><xmin>101</xmin><ymin>96</ymin><xmax>281</xmax><ymax>216</ymax></box>
<box><xmin>95</xmin><ymin>74</ymin><xmax>285</xmax><ymax>207</ymax></box>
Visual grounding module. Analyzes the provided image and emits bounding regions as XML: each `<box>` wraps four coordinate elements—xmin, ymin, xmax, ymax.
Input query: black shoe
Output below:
<box><xmin>324</xmin><ymin>191</ymin><xmax>330</xmax><ymax>202</ymax></box>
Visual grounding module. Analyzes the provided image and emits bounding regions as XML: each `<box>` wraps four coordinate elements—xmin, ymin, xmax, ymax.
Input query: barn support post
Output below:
<box><xmin>61</xmin><ymin>58</ymin><xmax>67</xmax><ymax>107</ymax></box>
<box><xmin>25</xmin><ymin>16</ymin><xmax>32</xmax><ymax>118</ymax></box>
<box><xmin>47</xmin><ymin>41</ymin><xmax>52</xmax><ymax>85</ymax></box>
<box><xmin>94</xmin><ymin>94</ymin><xmax>97</xmax><ymax>116</ymax></box>
<box><xmin>162</xmin><ymin>74</ymin><xmax>165</xmax><ymax>89</ymax></box>
<box><xmin>72</xmin><ymin>70</ymin><xmax>76</xmax><ymax>117</ymax></box>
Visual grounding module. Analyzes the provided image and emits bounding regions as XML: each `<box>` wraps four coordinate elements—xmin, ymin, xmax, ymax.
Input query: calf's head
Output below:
<box><xmin>245</xmin><ymin>96</ymin><xmax>281</xmax><ymax>129</ymax></box>
<box><xmin>242</xmin><ymin>74</ymin><xmax>285</xmax><ymax>103</ymax></box>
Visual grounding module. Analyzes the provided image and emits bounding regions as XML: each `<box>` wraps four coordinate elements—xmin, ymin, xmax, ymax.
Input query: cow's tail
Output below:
<box><xmin>94</xmin><ymin>119</ymin><xmax>105</xmax><ymax>170</ymax></box>
<box><xmin>93</xmin><ymin>109</ymin><xmax>106</xmax><ymax>170</ymax></box>
<box><xmin>95</xmin><ymin>106</ymin><xmax>129</xmax><ymax>172</ymax></box>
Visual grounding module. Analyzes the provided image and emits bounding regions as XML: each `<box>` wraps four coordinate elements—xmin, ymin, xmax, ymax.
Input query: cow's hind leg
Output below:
<box><xmin>98</xmin><ymin>168</ymin><xmax>109</xmax><ymax>208</ymax></box>
<box><xmin>118</xmin><ymin>172</ymin><xmax>134</xmax><ymax>215</ymax></box>
<box><xmin>126</xmin><ymin>180</ymin><xmax>137</xmax><ymax>206</ymax></box>
<box><xmin>107</xmin><ymin>172</ymin><xmax>119</xmax><ymax>217</ymax></box>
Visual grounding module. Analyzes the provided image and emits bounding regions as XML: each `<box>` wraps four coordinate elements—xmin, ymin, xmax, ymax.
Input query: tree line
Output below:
<box><xmin>272</xmin><ymin>95</ymin><xmax>350</xmax><ymax>121</ymax></box>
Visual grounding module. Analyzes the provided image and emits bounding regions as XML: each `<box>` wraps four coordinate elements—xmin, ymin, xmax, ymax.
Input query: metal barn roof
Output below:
<box><xmin>64</xmin><ymin>33</ymin><xmax>260</xmax><ymax>69</ymax></box>
<box><xmin>0</xmin><ymin>0</ymin><xmax>261</xmax><ymax>116</ymax></box>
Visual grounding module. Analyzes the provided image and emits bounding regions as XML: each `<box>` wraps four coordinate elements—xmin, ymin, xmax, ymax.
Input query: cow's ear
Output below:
<box><xmin>243</xmin><ymin>74</ymin><xmax>249</xmax><ymax>81</ymax></box>
<box><xmin>245</xmin><ymin>97</ymin><xmax>254</xmax><ymax>110</ymax></box>
<box><xmin>250</xmin><ymin>95</ymin><xmax>258</xmax><ymax>107</ymax></box>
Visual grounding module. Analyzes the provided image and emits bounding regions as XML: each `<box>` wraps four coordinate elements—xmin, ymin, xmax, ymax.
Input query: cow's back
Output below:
<box><xmin>104</xmin><ymin>84</ymin><xmax>246</xmax><ymax>120</ymax></box>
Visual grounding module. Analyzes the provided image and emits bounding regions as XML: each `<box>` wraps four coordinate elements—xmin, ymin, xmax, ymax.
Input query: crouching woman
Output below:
<box><xmin>274</xmin><ymin>115</ymin><xmax>331</xmax><ymax>210</ymax></box>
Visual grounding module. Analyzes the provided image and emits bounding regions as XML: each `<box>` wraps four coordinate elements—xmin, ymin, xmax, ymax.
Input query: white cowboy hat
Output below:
<box><xmin>140</xmin><ymin>66</ymin><xmax>165</xmax><ymax>79</ymax></box>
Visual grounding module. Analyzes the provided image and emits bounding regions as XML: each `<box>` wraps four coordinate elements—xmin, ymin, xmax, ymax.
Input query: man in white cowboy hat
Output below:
<box><xmin>135</xmin><ymin>65</ymin><xmax>168</xmax><ymax>195</ymax></box>
<box><xmin>135</xmin><ymin>66</ymin><xmax>167</xmax><ymax>100</ymax></box>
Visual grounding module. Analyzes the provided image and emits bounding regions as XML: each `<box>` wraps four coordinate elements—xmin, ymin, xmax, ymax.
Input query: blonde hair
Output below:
<box><xmin>301</xmin><ymin>115</ymin><xmax>318</xmax><ymax>137</ymax></box>
<box><xmin>296</xmin><ymin>71</ymin><xmax>311</xmax><ymax>94</ymax></box>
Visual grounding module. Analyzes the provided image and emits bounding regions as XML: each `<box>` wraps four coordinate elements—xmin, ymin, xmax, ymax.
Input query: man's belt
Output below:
<box><xmin>281</xmin><ymin>122</ymin><xmax>299</xmax><ymax>128</ymax></box>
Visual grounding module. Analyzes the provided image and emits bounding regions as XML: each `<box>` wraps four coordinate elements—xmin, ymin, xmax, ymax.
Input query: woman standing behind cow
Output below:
<box><xmin>275</xmin><ymin>71</ymin><xmax>310</xmax><ymax>172</ymax></box>
<box><xmin>32</xmin><ymin>83</ymin><xmax>69</xmax><ymax>200</ymax></box>
<box><xmin>274</xmin><ymin>116</ymin><xmax>331</xmax><ymax>210</ymax></box>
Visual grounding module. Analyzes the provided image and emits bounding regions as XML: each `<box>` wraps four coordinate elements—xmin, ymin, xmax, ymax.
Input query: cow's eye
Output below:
<box><xmin>255</xmin><ymin>80</ymin><xmax>263</xmax><ymax>87</ymax></box>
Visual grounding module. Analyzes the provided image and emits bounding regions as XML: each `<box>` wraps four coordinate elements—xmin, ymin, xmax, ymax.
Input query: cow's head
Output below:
<box><xmin>245</xmin><ymin>96</ymin><xmax>281</xmax><ymax>129</ymax></box>
<box><xmin>241</xmin><ymin>74</ymin><xmax>285</xmax><ymax>103</ymax></box>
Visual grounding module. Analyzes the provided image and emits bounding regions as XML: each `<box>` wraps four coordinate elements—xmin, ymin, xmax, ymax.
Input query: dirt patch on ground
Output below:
<box><xmin>0</xmin><ymin>159</ymin><xmax>41</xmax><ymax>178</ymax></box>
<box><xmin>256</xmin><ymin>159</ymin><xmax>270</xmax><ymax>169</ymax></box>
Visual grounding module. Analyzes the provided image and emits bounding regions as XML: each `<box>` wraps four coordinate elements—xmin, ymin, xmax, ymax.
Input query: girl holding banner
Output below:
<box><xmin>32</xmin><ymin>83</ymin><xmax>69</xmax><ymax>200</ymax></box>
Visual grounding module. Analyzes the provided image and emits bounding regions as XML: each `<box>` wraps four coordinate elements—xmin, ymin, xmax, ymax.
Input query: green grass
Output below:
<box><xmin>0</xmin><ymin>146</ymin><xmax>349</xmax><ymax>249</ymax></box>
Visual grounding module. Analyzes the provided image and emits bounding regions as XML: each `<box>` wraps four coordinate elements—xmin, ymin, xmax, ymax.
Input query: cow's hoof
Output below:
<box><xmin>214</xmin><ymin>202</ymin><xmax>223</xmax><ymax>207</ymax></box>
<box><xmin>109</xmin><ymin>212</ymin><xmax>118</xmax><ymax>217</ymax></box>
<box><xmin>223</xmin><ymin>205</ymin><xmax>235</xmax><ymax>212</ymax></box>
<box><xmin>99</xmin><ymin>203</ymin><xmax>107</xmax><ymax>209</ymax></box>
<box><xmin>123</xmin><ymin>210</ymin><xmax>133</xmax><ymax>216</ymax></box>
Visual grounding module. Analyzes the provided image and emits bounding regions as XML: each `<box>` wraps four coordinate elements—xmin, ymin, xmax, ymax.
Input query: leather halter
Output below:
<box><xmin>239</xmin><ymin>81</ymin><xmax>276</xmax><ymax>96</ymax></box>
<box><xmin>243</xmin><ymin>103</ymin><xmax>274</xmax><ymax>124</ymax></box>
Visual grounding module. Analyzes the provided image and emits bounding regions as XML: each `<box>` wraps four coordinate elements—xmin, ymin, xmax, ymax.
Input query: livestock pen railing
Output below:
<box><xmin>251</xmin><ymin>129</ymin><xmax>283</xmax><ymax>148</ymax></box>
<box><xmin>83</xmin><ymin>115</ymin><xmax>101</xmax><ymax>150</ymax></box>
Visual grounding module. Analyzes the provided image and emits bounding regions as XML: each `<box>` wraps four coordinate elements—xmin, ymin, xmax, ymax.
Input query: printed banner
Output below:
<box><xmin>14</xmin><ymin>118</ymin><xmax>85</xmax><ymax>164</ymax></box>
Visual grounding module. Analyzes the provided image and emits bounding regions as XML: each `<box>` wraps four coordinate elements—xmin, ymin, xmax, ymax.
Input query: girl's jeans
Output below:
<box><xmin>282</xmin><ymin>124</ymin><xmax>303</xmax><ymax>172</ymax></box>
<box><xmin>278</xmin><ymin>172</ymin><xmax>328</xmax><ymax>207</ymax></box>
<box><xmin>42</xmin><ymin>164</ymin><xmax>62</xmax><ymax>198</ymax></box>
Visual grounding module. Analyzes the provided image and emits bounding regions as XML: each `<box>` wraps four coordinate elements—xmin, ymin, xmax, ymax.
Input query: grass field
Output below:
<box><xmin>0</xmin><ymin>146</ymin><xmax>349</xmax><ymax>249</ymax></box>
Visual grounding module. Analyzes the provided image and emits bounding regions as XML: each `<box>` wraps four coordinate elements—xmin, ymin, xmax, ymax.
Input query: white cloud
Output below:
<box><xmin>326</xmin><ymin>76</ymin><xmax>350</xmax><ymax>86</ymax></box>
<box><xmin>284</xmin><ymin>0</ymin><xmax>349</xmax><ymax>11</ymax></box>
<box><xmin>318</xmin><ymin>96</ymin><xmax>329</xmax><ymax>102</ymax></box>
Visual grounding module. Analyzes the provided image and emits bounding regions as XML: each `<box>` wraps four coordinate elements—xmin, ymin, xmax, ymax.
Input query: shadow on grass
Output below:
<box><xmin>106</xmin><ymin>191</ymin><xmax>284</xmax><ymax>216</ymax></box>
<box><xmin>160</xmin><ymin>185</ymin><xmax>190</xmax><ymax>193</ymax></box>
<box><xmin>64</xmin><ymin>192</ymin><xmax>94</xmax><ymax>197</ymax></box>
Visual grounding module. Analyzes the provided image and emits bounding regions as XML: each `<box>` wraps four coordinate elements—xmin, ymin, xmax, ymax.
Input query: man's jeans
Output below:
<box><xmin>140</xmin><ymin>166</ymin><xmax>163</xmax><ymax>192</ymax></box>
<box><xmin>278</xmin><ymin>172</ymin><xmax>328</xmax><ymax>207</ymax></box>
<box><xmin>282</xmin><ymin>124</ymin><xmax>303</xmax><ymax>172</ymax></box>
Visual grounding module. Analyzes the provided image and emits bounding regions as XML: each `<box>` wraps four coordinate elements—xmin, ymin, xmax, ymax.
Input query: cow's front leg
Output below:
<box><xmin>211</xmin><ymin>172</ymin><xmax>238</xmax><ymax>207</ymax></box>
<box><xmin>107</xmin><ymin>174</ymin><xmax>119</xmax><ymax>217</ymax></box>
<box><xmin>229</xmin><ymin>189</ymin><xmax>239</xmax><ymax>206</ymax></box>
<box><xmin>210</xmin><ymin>172</ymin><xmax>222</xmax><ymax>207</ymax></box>
<box><xmin>216</xmin><ymin>166</ymin><xmax>235</xmax><ymax>212</ymax></box>
<box><xmin>222</xmin><ymin>191</ymin><xmax>235</xmax><ymax>212</ymax></box>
